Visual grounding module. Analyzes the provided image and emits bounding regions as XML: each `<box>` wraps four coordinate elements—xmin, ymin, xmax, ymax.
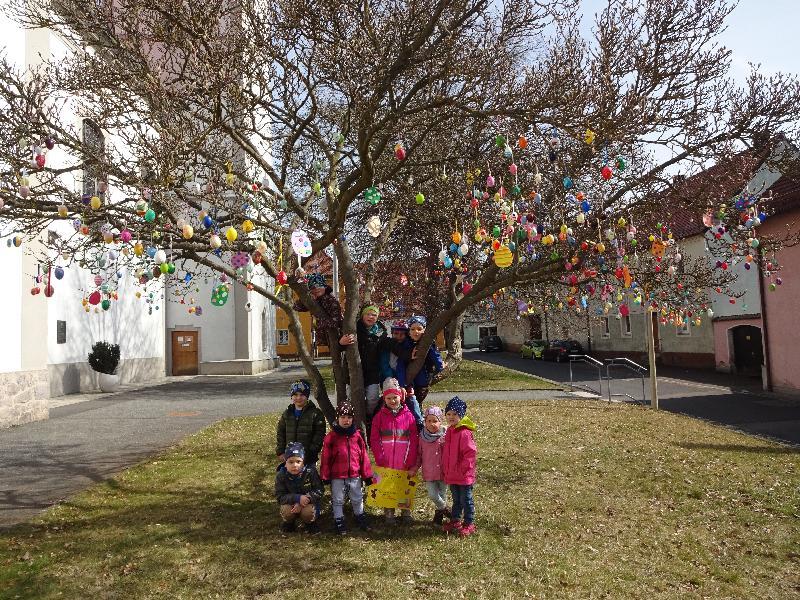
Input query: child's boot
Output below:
<box><xmin>384</xmin><ymin>509</ymin><xmax>396</xmax><ymax>526</ymax></box>
<box><xmin>442</xmin><ymin>519</ymin><xmax>462</xmax><ymax>533</ymax></box>
<box><xmin>459</xmin><ymin>523</ymin><xmax>477</xmax><ymax>537</ymax></box>
<box><xmin>432</xmin><ymin>509</ymin><xmax>445</xmax><ymax>525</ymax></box>
<box><xmin>354</xmin><ymin>512</ymin><xmax>371</xmax><ymax>532</ymax></box>
<box><xmin>334</xmin><ymin>517</ymin><xmax>348</xmax><ymax>536</ymax></box>
<box><xmin>280</xmin><ymin>520</ymin><xmax>296</xmax><ymax>534</ymax></box>
<box><xmin>305</xmin><ymin>521</ymin><xmax>321</xmax><ymax>535</ymax></box>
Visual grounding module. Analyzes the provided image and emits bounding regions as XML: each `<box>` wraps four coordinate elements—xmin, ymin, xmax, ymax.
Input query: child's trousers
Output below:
<box><xmin>449</xmin><ymin>484</ymin><xmax>474</xmax><ymax>525</ymax></box>
<box><xmin>280</xmin><ymin>503</ymin><xmax>317</xmax><ymax>523</ymax></box>
<box><xmin>331</xmin><ymin>477</ymin><xmax>364</xmax><ymax>519</ymax></box>
<box><xmin>425</xmin><ymin>480</ymin><xmax>448</xmax><ymax>510</ymax></box>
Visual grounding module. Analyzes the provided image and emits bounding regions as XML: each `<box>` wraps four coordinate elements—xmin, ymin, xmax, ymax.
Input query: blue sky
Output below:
<box><xmin>580</xmin><ymin>0</ymin><xmax>800</xmax><ymax>82</ymax></box>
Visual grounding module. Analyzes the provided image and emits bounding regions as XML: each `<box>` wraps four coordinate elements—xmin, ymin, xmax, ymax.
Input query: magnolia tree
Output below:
<box><xmin>1</xmin><ymin>0</ymin><xmax>799</xmax><ymax>423</ymax></box>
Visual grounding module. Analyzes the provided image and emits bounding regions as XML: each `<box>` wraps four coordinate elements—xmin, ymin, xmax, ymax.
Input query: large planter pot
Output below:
<box><xmin>98</xmin><ymin>372</ymin><xmax>120</xmax><ymax>393</ymax></box>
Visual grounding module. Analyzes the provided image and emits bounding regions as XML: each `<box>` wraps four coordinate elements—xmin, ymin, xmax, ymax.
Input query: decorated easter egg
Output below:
<box><xmin>494</xmin><ymin>244</ymin><xmax>513</xmax><ymax>268</ymax></box>
<box><xmin>90</xmin><ymin>196</ymin><xmax>101</xmax><ymax>210</ymax></box>
<box><xmin>225</xmin><ymin>227</ymin><xmax>238</xmax><ymax>242</ymax></box>
<box><xmin>210</xmin><ymin>234</ymin><xmax>222</xmax><ymax>249</ymax></box>
<box><xmin>601</xmin><ymin>166</ymin><xmax>613</xmax><ymax>180</ymax></box>
<box><xmin>144</xmin><ymin>209</ymin><xmax>156</xmax><ymax>222</ymax></box>
<box><xmin>242</xmin><ymin>219</ymin><xmax>254</xmax><ymax>233</ymax></box>
<box><xmin>291</xmin><ymin>229</ymin><xmax>312</xmax><ymax>257</ymax></box>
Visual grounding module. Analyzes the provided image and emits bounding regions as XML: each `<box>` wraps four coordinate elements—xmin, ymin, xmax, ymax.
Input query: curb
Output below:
<box><xmin>466</xmin><ymin>358</ymin><xmax>566</xmax><ymax>390</ymax></box>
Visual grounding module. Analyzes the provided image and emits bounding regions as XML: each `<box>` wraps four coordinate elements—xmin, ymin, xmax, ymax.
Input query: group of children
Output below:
<box><xmin>276</xmin><ymin>272</ymin><xmax>474</xmax><ymax>536</ymax></box>
<box><xmin>274</xmin><ymin>378</ymin><xmax>477</xmax><ymax>537</ymax></box>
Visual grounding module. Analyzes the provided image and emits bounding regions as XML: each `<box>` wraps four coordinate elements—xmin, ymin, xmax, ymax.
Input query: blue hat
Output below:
<box><xmin>307</xmin><ymin>273</ymin><xmax>326</xmax><ymax>289</ymax></box>
<box><xmin>285</xmin><ymin>442</ymin><xmax>305</xmax><ymax>461</ymax></box>
<box><xmin>290</xmin><ymin>380</ymin><xmax>311</xmax><ymax>397</ymax></box>
<box><xmin>391</xmin><ymin>319</ymin><xmax>409</xmax><ymax>332</ymax></box>
<box><xmin>408</xmin><ymin>315</ymin><xmax>427</xmax><ymax>328</ymax></box>
<box><xmin>445</xmin><ymin>396</ymin><xmax>467</xmax><ymax>418</ymax></box>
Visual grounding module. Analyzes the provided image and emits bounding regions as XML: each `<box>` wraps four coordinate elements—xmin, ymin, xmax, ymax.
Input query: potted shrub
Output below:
<box><xmin>88</xmin><ymin>341</ymin><xmax>121</xmax><ymax>392</ymax></box>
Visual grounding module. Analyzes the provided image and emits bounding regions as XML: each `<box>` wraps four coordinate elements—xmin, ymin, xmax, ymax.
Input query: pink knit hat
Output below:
<box><xmin>424</xmin><ymin>406</ymin><xmax>444</xmax><ymax>421</ymax></box>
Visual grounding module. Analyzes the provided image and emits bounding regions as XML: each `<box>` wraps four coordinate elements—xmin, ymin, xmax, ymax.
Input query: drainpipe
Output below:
<box><xmin>756</xmin><ymin>250</ymin><xmax>773</xmax><ymax>392</ymax></box>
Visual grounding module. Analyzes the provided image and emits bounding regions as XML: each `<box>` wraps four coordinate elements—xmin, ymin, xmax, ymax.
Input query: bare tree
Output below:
<box><xmin>1</xmin><ymin>0</ymin><xmax>798</xmax><ymax>424</ymax></box>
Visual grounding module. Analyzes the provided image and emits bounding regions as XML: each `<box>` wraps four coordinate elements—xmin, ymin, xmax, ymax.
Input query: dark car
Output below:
<box><xmin>542</xmin><ymin>339</ymin><xmax>584</xmax><ymax>362</ymax></box>
<box><xmin>479</xmin><ymin>335</ymin><xmax>504</xmax><ymax>352</ymax></box>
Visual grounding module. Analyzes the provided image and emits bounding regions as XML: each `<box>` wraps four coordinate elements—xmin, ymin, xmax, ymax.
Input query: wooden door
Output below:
<box><xmin>172</xmin><ymin>331</ymin><xmax>199</xmax><ymax>375</ymax></box>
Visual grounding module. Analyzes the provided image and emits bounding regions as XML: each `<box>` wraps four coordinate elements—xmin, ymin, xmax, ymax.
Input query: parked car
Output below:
<box><xmin>479</xmin><ymin>335</ymin><xmax>504</xmax><ymax>352</ymax></box>
<box><xmin>520</xmin><ymin>339</ymin><xmax>546</xmax><ymax>359</ymax></box>
<box><xmin>542</xmin><ymin>339</ymin><xmax>584</xmax><ymax>362</ymax></box>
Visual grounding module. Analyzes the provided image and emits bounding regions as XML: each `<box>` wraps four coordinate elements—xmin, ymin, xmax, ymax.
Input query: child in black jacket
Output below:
<box><xmin>274</xmin><ymin>442</ymin><xmax>324</xmax><ymax>534</ymax></box>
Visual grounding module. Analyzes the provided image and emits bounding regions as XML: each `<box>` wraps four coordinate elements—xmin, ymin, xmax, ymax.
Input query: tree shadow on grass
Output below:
<box><xmin>676</xmin><ymin>442</ymin><xmax>799</xmax><ymax>454</ymax></box>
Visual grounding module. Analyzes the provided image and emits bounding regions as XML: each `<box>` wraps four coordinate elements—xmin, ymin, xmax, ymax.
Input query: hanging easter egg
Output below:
<box><xmin>202</xmin><ymin>215</ymin><xmax>214</xmax><ymax>229</ymax></box>
<box><xmin>276</xmin><ymin>270</ymin><xmax>288</xmax><ymax>285</ymax></box>
<box><xmin>451</xmin><ymin>231</ymin><xmax>462</xmax><ymax>245</ymax></box>
<box><xmin>182</xmin><ymin>224</ymin><xmax>194</xmax><ymax>239</ymax></box>
<box><xmin>225</xmin><ymin>227</ymin><xmax>238</xmax><ymax>243</ymax></box>
<box><xmin>88</xmin><ymin>290</ymin><xmax>101</xmax><ymax>305</ymax></box>
<box><xmin>101</xmin><ymin>299</ymin><xmax>111</xmax><ymax>311</ymax></box>
<box><xmin>242</xmin><ymin>220</ymin><xmax>254</xmax><ymax>233</ymax></box>
<box><xmin>30</xmin><ymin>287</ymin><xmax>40</xmax><ymax>295</ymax></box>
<box><xmin>134</xmin><ymin>242</ymin><xmax>144</xmax><ymax>256</ymax></box>
<box><xmin>52</xmin><ymin>266</ymin><xmax>65</xmax><ymax>280</ymax></box>
<box><xmin>459</xmin><ymin>243</ymin><xmax>469</xmax><ymax>255</ymax></box>
<box><xmin>366</xmin><ymin>215</ymin><xmax>382</xmax><ymax>237</ymax></box>
<box><xmin>291</xmin><ymin>229</ymin><xmax>312</xmax><ymax>257</ymax></box>
<box><xmin>518</xmin><ymin>136</ymin><xmax>528</xmax><ymax>149</ymax></box>
<box><xmin>44</xmin><ymin>137</ymin><xmax>55</xmax><ymax>150</ymax></box>
<box><xmin>494</xmin><ymin>244</ymin><xmax>513</xmax><ymax>268</ymax></box>
<box><xmin>56</xmin><ymin>204</ymin><xmax>68</xmax><ymax>218</ymax></box>
<box><xmin>394</xmin><ymin>143</ymin><xmax>406</xmax><ymax>160</ymax></box>
<box><xmin>365</xmin><ymin>186</ymin><xmax>381</xmax><ymax>205</ymax></box>
<box><xmin>19</xmin><ymin>185</ymin><xmax>30</xmax><ymax>198</ymax></box>
<box><xmin>601</xmin><ymin>165</ymin><xmax>613</xmax><ymax>180</ymax></box>
<box><xmin>563</xmin><ymin>176</ymin><xmax>573</xmax><ymax>189</ymax></box>
<box><xmin>35</xmin><ymin>154</ymin><xmax>46</xmax><ymax>168</ymax></box>
<box><xmin>584</xmin><ymin>129</ymin><xmax>595</xmax><ymax>144</ymax></box>
<box><xmin>154</xmin><ymin>249</ymin><xmax>167</xmax><ymax>264</ymax></box>
<box><xmin>443</xmin><ymin>255</ymin><xmax>453</xmax><ymax>269</ymax></box>
<box><xmin>462</xmin><ymin>282</ymin><xmax>473</xmax><ymax>294</ymax></box>
<box><xmin>144</xmin><ymin>208</ymin><xmax>156</xmax><ymax>222</ymax></box>
<box><xmin>580</xmin><ymin>200</ymin><xmax>590</xmax><ymax>213</ymax></box>
<box><xmin>102</xmin><ymin>231</ymin><xmax>114</xmax><ymax>244</ymax></box>
<box><xmin>576</xmin><ymin>212</ymin><xmax>585</xmax><ymax>224</ymax></box>
<box><xmin>415</xmin><ymin>192</ymin><xmax>425</xmax><ymax>205</ymax></box>
<box><xmin>616</xmin><ymin>157</ymin><xmax>627</xmax><ymax>171</ymax></box>
<box><xmin>210</xmin><ymin>234</ymin><xmax>222</xmax><ymax>249</ymax></box>
<box><xmin>211</xmin><ymin>284</ymin><xmax>230</xmax><ymax>306</ymax></box>
<box><xmin>486</xmin><ymin>174</ymin><xmax>495</xmax><ymax>188</ymax></box>
<box><xmin>750</xmin><ymin>238</ymin><xmax>759</xmax><ymax>248</ymax></box>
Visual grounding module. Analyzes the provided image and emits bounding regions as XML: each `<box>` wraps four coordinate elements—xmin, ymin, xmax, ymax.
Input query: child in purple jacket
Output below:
<box><xmin>441</xmin><ymin>396</ymin><xmax>477</xmax><ymax>537</ymax></box>
<box><xmin>412</xmin><ymin>405</ymin><xmax>450</xmax><ymax>525</ymax></box>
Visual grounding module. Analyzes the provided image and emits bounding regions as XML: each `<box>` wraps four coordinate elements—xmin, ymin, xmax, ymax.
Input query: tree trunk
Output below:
<box><xmin>431</xmin><ymin>312</ymin><xmax>465</xmax><ymax>385</ymax></box>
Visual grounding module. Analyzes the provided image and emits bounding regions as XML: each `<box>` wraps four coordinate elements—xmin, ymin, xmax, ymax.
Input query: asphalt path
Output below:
<box><xmin>467</xmin><ymin>349</ymin><xmax>800</xmax><ymax>447</ymax></box>
<box><xmin>0</xmin><ymin>366</ymin><xmax>308</xmax><ymax>528</ymax></box>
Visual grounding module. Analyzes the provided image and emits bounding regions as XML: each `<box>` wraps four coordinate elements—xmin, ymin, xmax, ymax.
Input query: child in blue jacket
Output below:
<box><xmin>396</xmin><ymin>315</ymin><xmax>443</xmax><ymax>409</ymax></box>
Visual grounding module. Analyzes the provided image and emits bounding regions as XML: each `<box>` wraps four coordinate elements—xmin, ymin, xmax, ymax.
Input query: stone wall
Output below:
<box><xmin>0</xmin><ymin>369</ymin><xmax>49</xmax><ymax>428</ymax></box>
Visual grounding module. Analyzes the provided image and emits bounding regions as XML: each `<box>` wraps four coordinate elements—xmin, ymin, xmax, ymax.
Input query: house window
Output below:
<box><xmin>479</xmin><ymin>326</ymin><xmax>497</xmax><ymax>338</ymax></box>
<box><xmin>602</xmin><ymin>317</ymin><xmax>610</xmax><ymax>338</ymax></box>
<box><xmin>261</xmin><ymin>309</ymin><xmax>268</xmax><ymax>352</ymax></box>
<box><xmin>621</xmin><ymin>315</ymin><xmax>632</xmax><ymax>337</ymax></box>
<box><xmin>676</xmin><ymin>319</ymin><xmax>691</xmax><ymax>336</ymax></box>
<box><xmin>56</xmin><ymin>320</ymin><xmax>67</xmax><ymax>344</ymax></box>
<box><xmin>277</xmin><ymin>329</ymin><xmax>289</xmax><ymax>346</ymax></box>
<box><xmin>82</xmin><ymin>119</ymin><xmax>105</xmax><ymax>197</ymax></box>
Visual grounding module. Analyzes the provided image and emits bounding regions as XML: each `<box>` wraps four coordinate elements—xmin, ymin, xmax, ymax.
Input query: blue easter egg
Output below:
<box><xmin>203</xmin><ymin>215</ymin><xmax>214</xmax><ymax>228</ymax></box>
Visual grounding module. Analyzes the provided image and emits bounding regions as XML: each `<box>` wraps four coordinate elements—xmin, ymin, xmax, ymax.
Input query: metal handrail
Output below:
<box><xmin>569</xmin><ymin>355</ymin><xmax>603</xmax><ymax>397</ymax></box>
<box><xmin>604</xmin><ymin>358</ymin><xmax>649</xmax><ymax>404</ymax></box>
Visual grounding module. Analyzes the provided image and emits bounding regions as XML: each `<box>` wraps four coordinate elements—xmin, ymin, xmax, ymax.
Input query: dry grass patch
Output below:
<box><xmin>0</xmin><ymin>401</ymin><xmax>798</xmax><ymax>599</ymax></box>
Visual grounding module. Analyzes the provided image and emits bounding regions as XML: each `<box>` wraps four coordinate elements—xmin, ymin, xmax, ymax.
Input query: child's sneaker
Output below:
<box><xmin>459</xmin><ymin>523</ymin><xmax>477</xmax><ymax>537</ymax></box>
<box><xmin>432</xmin><ymin>509</ymin><xmax>445</xmax><ymax>526</ymax></box>
<box><xmin>305</xmin><ymin>521</ymin><xmax>321</xmax><ymax>535</ymax></box>
<box><xmin>334</xmin><ymin>517</ymin><xmax>348</xmax><ymax>536</ymax></box>
<box><xmin>442</xmin><ymin>519</ymin><xmax>462</xmax><ymax>533</ymax></box>
<box><xmin>384</xmin><ymin>513</ymin><xmax>396</xmax><ymax>526</ymax></box>
<box><xmin>354</xmin><ymin>513</ymin><xmax>371</xmax><ymax>532</ymax></box>
<box><xmin>400</xmin><ymin>514</ymin><xmax>414</xmax><ymax>527</ymax></box>
<box><xmin>280</xmin><ymin>521</ymin><xmax>296</xmax><ymax>533</ymax></box>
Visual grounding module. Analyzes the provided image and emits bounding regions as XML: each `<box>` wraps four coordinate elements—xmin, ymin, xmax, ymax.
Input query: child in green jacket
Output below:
<box><xmin>276</xmin><ymin>380</ymin><xmax>327</xmax><ymax>466</ymax></box>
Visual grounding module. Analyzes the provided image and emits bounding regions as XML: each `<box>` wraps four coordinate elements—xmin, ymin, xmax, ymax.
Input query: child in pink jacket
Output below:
<box><xmin>412</xmin><ymin>405</ymin><xmax>450</xmax><ymax>525</ymax></box>
<box><xmin>370</xmin><ymin>377</ymin><xmax>420</xmax><ymax>525</ymax></box>
<box><xmin>441</xmin><ymin>396</ymin><xmax>477</xmax><ymax>537</ymax></box>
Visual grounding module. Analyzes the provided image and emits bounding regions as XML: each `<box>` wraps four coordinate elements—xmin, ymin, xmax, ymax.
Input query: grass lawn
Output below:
<box><xmin>319</xmin><ymin>358</ymin><xmax>560</xmax><ymax>392</ymax></box>
<box><xmin>1</xmin><ymin>401</ymin><xmax>798</xmax><ymax>599</ymax></box>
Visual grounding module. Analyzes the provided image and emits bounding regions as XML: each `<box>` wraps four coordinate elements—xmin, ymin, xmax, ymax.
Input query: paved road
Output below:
<box><xmin>0</xmin><ymin>365</ymin><xmax>310</xmax><ymax>528</ymax></box>
<box><xmin>467</xmin><ymin>349</ymin><xmax>800</xmax><ymax>447</ymax></box>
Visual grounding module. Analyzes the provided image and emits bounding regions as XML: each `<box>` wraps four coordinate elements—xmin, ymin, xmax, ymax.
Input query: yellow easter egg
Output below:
<box><xmin>90</xmin><ymin>196</ymin><xmax>101</xmax><ymax>210</ymax></box>
<box><xmin>225</xmin><ymin>227</ymin><xmax>238</xmax><ymax>242</ymax></box>
<box><xmin>242</xmin><ymin>219</ymin><xmax>254</xmax><ymax>233</ymax></box>
<box><xmin>494</xmin><ymin>244</ymin><xmax>513</xmax><ymax>268</ymax></box>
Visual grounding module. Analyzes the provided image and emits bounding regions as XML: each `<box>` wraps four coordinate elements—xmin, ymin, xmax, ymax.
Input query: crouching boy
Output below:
<box><xmin>275</xmin><ymin>442</ymin><xmax>324</xmax><ymax>534</ymax></box>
